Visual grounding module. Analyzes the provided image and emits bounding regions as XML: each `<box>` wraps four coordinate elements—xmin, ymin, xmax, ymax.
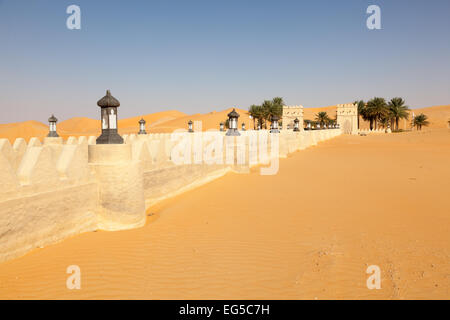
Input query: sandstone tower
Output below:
<box><xmin>282</xmin><ymin>106</ymin><xmax>304</xmax><ymax>130</ymax></box>
<box><xmin>336</xmin><ymin>103</ymin><xmax>358</xmax><ymax>135</ymax></box>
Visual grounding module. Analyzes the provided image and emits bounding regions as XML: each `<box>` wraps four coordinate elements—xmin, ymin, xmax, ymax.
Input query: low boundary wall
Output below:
<box><xmin>0</xmin><ymin>129</ymin><xmax>341</xmax><ymax>262</ymax></box>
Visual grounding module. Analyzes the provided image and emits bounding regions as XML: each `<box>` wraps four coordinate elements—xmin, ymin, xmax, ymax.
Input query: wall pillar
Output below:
<box><xmin>88</xmin><ymin>144</ymin><xmax>146</xmax><ymax>231</ymax></box>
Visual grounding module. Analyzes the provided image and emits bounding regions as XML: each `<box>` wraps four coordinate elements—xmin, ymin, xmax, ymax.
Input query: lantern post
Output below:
<box><xmin>138</xmin><ymin>118</ymin><xmax>147</xmax><ymax>134</ymax></box>
<box><xmin>96</xmin><ymin>90</ymin><xmax>123</xmax><ymax>144</ymax></box>
<box><xmin>293</xmin><ymin>118</ymin><xmax>300</xmax><ymax>132</ymax></box>
<box><xmin>226</xmin><ymin>108</ymin><xmax>240</xmax><ymax>136</ymax></box>
<box><xmin>47</xmin><ymin>114</ymin><xmax>59</xmax><ymax>137</ymax></box>
<box><xmin>270</xmin><ymin>115</ymin><xmax>280</xmax><ymax>133</ymax></box>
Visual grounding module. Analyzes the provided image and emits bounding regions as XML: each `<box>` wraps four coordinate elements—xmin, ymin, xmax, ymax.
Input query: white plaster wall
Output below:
<box><xmin>0</xmin><ymin>183</ymin><xmax>98</xmax><ymax>263</ymax></box>
<box><xmin>0</xmin><ymin>129</ymin><xmax>342</xmax><ymax>263</ymax></box>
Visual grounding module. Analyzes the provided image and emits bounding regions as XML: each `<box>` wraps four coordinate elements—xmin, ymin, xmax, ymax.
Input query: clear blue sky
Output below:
<box><xmin>1</xmin><ymin>0</ymin><xmax>449</xmax><ymax>123</ymax></box>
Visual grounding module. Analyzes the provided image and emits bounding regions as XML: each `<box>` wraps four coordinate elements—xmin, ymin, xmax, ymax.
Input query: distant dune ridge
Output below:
<box><xmin>1</xmin><ymin>105</ymin><xmax>449</xmax><ymax>143</ymax></box>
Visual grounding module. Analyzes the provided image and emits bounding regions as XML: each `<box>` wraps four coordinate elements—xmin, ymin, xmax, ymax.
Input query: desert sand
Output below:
<box><xmin>2</xmin><ymin>105</ymin><xmax>449</xmax><ymax>144</ymax></box>
<box><xmin>0</xmin><ymin>128</ymin><xmax>449</xmax><ymax>299</ymax></box>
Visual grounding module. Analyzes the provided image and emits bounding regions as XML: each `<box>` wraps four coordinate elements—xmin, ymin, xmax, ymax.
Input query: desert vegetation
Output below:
<box><xmin>412</xmin><ymin>113</ymin><xmax>430</xmax><ymax>130</ymax></box>
<box><xmin>355</xmin><ymin>97</ymin><xmax>411</xmax><ymax>131</ymax></box>
<box><xmin>248</xmin><ymin>97</ymin><xmax>284</xmax><ymax>129</ymax></box>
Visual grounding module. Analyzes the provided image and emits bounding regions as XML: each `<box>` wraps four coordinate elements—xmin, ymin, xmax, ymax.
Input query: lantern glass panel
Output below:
<box><xmin>109</xmin><ymin>109</ymin><xmax>117</xmax><ymax>129</ymax></box>
<box><xmin>102</xmin><ymin>111</ymin><xmax>108</xmax><ymax>129</ymax></box>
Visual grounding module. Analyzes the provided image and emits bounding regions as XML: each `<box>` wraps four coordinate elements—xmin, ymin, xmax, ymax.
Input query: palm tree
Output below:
<box><xmin>315</xmin><ymin>111</ymin><xmax>330</xmax><ymax>126</ymax></box>
<box><xmin>354</xmin><ymin>100</ymin><xmax>365</xmax><ymax>129</ymax></box>
<box><xmin>260</xmin><ymin>97</ymin><xmax>285</xmax><ymax>129</ymax></box>
<box><xmin>359</xmin><ymin>104</ymin><xmax>371</xmax><ymax>129</ymax></box>
<box><xmin>366</xmin><ymin>97</ymin><xmax>389</xmax><ymax>130</ymax></box>
<box><xmin>378</xmin><ymin>115</ymin><xmax>391</xmax><ymax>129</ymax></box>
<box><xmin>388</xmin><ymin>97</ymin><xmax>409</xmax><ymax>131</ymax></box>
<box><xmin>412</xmin><ymin>113</ymin><xmax>429</xmax><ymax>130</ymax></box>
<box><xmin>271</xmin><ymin>97</ymin><xmax>284</xmax><ymax>118</ymax></box>
<box><xmin>248</xmin><ymin>97</ymin><xmax>285</xmax><ymax>129</ymax></box>
<box><xmin>248</xmin><ymin>105</ymin><xmax>260</xmax><ymax>129</ymax></box>
<box><xmin>261</xmin><ymin>100</ymin><xmax>273</xmax><ymax>129</ymax></box>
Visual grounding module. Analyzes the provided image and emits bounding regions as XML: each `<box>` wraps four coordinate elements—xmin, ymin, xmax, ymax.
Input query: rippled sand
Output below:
<box><xmin>0</xmin><ymin>129</ymin><xmax>449</xmax><ymax>299</ymax></box>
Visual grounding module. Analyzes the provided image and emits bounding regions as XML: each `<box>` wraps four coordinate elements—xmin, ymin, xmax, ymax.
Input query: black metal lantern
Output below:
<box><xmin>219</xmin><ymin>122</ymin><xmax>225</xmax><ymax>132</ymax></box>
<box><xmin>96</xmin><ymin>90</ymin><xmax>123</xmax><ymax>144</ymax></box>
<box><xmin>138</xmin><ymin>118</ymin><xmax>147</xmax><ymax>134</ymax></box>
<box><xmin>241</xmin><ymin>122</ymin><xmax>246</xmax><ymax>131</ymax></box>
<box><xmin>226</xmin><ymin>108</ymin><xmax>240</xmax><ymax>136</ymax></box>
<box><xmin>188</xmin><ymin>120</ymin><xmax>194</xmax><ymax>133</ymax></box>
<box><xmin>47</xmin><ymin>114</ymin><xmax>59</xmax><ymax>137</ymax></box>
<box><xmin>270</xmin><ymin>115</ymin><xmax>280</xmax><ymax>133</ymax></box>
<box><xmin>293</xmin><ymin>118</ymin><xmax>300</xmax><ymax>131</ymax></box>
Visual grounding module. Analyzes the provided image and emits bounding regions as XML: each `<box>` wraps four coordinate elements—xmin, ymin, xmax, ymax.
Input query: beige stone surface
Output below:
<box><xmin>12</xmin><ymin>138</ymin><xmax>27</xmax><ymax>168</ymax></box>
<box><xmin>0</xmin><ymin>183</ymin><xmax>98</xmax><ymax>263</ymax></box>
<box><xmin>0</xmin><ymin>153</ymin><xmax>19</xmax><ymax>198</ymax></box>
<box><xmin>0</xmin><ymin>138</ymin><xmax>15</xmax><ymax>167</ymax></box>
<box><xmin>87</xmin><ymin>136</ymin><xmax>96</xmax><ymax>145</ymax></box>
<box><xmin>57</xmin><ymin>144</ymin><xmax>90</xmax><ymax>182</ymax></box>
<box><xmin>66</xmin><ymin>136</ymin><xmax>77</xmax><ymax>145</ymax></box>
<box><xmin>17</xmin><ymin>146</ymin><xmax>59</xmax><ymax>186</ymax></box>
<box><xmin>337</xmin><ymin>103</ymin><xmax>358</xmax><ymax>135</ymax></box>
<box><xmin>27</xmin><ymin>137</ymin><xmax>41</xmax><ymax>147</ymax></box>
<box><xmin>89</xmin><ymin>144</ymin><xmax>146</xmax><ymax>231</ymax></box>
<box><xmin>43</xmin><ymin>137</ymin><xmax>63</xmax><ymax>145</ymax></box>
<box><xmin>78</xmin><ymin>136</ymin><xmax>87</xmax><ymax>145</ymax></box>
<box><xmin>282</xmin><ymin>105</ymin><xmax>304</xmax><ymax>130</ymax></box>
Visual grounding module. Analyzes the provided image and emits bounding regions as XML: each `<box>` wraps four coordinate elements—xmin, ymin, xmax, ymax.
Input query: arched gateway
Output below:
<box><xmin>336</xmin><ymin>103</ymin><xmax>358</xmax><ymax>135</ymax></box>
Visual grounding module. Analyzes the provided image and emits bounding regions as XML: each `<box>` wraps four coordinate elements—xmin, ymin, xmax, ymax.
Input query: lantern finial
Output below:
<box><xmin>97</xmin><ymin>90</ymin><xmax>120</xmax><ymax>108</ymax></box>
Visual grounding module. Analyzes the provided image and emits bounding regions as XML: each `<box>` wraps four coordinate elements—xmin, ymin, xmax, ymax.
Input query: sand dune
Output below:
<box><xmin>147</xmin><ymin>107</ymin><xmax>253</xmax><ymax>133</ymax></box>
<box><xmin>1</xmin><ymin>105</ymin><xmax>449</xmax><ymax>143</ymax></box>
<box><xmin>118</xmin><ymin>110</ymin><xmax>187</xmax><ymax>133</ymax></box>
<box><xmin>0</xmin><ymin>129</ymin><xmax>448</xmax><ymax>299</ymax></box>
<box><xmin>0</xmin><ymin>110</ymin><xmax>187</xmax><ymax>143</ymax></box>
<box><xmin>410</xmin><ymin>105</ymin><xmax>450</xmax><ymax>129</ymax></box>
<box><xmin>0</xmin><ymin>120</ymin><xmax>48</xmax><ymax>144</ymax></box>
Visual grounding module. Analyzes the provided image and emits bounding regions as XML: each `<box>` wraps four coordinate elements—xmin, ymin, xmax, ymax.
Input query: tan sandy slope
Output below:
<box><xmin>0</xmin><ymin>105</ymin><xmax>449</xmax><ymax>143</ymax></box>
